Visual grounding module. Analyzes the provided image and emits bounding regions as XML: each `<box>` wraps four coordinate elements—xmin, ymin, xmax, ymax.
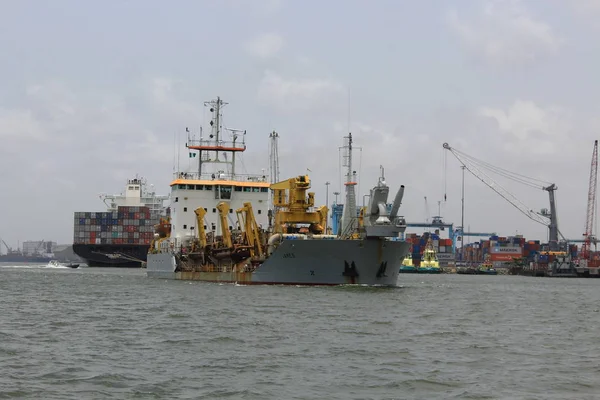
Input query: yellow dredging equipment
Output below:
<box><xmin>270</xmin><ymin>175</ymin><xmax>328</xmax><ymax>234</ymax></box>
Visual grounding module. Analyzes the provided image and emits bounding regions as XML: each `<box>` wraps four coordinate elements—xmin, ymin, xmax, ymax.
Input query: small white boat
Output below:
<box><xmin>46</xmin><ymin>260</ymin><xmax>80</xmax><ymax>269</ymax></box>
<box><xmin>47</xmin><ymin>260</ymin><xmax>62</xmax><ymax>268</ymax></box>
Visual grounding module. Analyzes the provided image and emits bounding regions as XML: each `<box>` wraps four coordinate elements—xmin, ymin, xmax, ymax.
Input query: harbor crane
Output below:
<box><xmin>443</xmin><ymin>143</ymin><xmax>564</xmax><ymax>251</ymax></box>
<box><xmin>581</xmin><ymin>140</ymin><xmax>598</xmax><ymax>266</ymax></box>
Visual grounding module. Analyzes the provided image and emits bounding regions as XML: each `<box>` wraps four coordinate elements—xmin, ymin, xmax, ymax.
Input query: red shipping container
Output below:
<box><xmin>490</xmin><ymin>254</ymin><xmax>520</xmax><ymax>262</ymax></box>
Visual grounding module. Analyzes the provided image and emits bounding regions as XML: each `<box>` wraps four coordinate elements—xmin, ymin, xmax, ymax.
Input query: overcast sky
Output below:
<box><xmin>2</xmin><ymin>0</ymin><xmax>600</xmax><ymax>247</ymax></box>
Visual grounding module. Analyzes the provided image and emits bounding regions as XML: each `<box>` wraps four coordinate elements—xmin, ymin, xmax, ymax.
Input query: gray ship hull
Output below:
<box><xmin>146</xmin><ymin>238</ymin><xmax>410</xmax><ymax>286</ymax></box>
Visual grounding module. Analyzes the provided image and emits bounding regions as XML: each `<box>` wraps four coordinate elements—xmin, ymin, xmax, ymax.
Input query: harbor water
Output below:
<box><xmin>1</xmin><ymin>263</ymin><xmax>599</xmax><ymax>399</ymax></box>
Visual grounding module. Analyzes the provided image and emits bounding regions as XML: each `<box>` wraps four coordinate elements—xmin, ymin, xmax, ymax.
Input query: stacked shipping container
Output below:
<box><xmin>73</xmin><ymin>206</ymin><xmax>159</xmax><ymax>245</ymax></box>
<box><xmin>460</xmin><ymin>236</ymin><xmax>541</xmax><ymax>268</ymax></box>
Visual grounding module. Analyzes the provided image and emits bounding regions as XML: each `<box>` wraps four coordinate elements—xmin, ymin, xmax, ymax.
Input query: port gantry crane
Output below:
<box><xmin>443</xmin><ymin>143</ymin><xmax>564</xmax><ymax>251</ymax></box>
<box><xmin>581</xmin><ymin>140</ymin><xmax>598</xmax><ymax>267</ymax></box>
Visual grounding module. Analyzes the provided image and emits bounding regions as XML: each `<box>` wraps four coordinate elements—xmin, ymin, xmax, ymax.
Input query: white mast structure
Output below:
<box><xmin>269</xmin><ymin>131</ymin><xmax>280</xmax><ymax>185</ymax></box>
<box><xmin>340</xmin><ymin>132</ymin><xmax>360</xmax><ymax>237</ymax></box>
<box><xmin>268</xmin><ymin>131</ymin><xmax>280</xmax><ymax>229</ymax></box>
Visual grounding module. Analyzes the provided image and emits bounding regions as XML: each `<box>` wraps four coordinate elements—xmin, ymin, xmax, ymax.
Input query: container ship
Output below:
<box><xmin>146</xmin><ymin>97</ymin><xmax>411</xmax><ymax>285</ymax></box>
<box><xmin>72</xmin><ymin>177</ymin><xmax>169</xmax><ymax>267</ymax></box>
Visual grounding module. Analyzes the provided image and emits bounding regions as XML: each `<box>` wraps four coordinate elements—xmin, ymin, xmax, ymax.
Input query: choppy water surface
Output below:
<box><xmin>1</xmin><ymin>263</ymin><xmax>599</xmax><ymax>399</ymax></box>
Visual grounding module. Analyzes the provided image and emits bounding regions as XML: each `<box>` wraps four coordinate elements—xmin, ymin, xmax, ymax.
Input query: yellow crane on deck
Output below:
<box><xmin>270</xmin><ymin>175</ymin><xmax>328</xmax><ymax>234</ymax></box>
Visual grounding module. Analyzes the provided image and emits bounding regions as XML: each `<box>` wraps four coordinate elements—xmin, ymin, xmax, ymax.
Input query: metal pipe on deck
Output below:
<box><xmin>389</xmin><ymin>185</ymin><xmax>405</xmax><ymax>219</ymax></box>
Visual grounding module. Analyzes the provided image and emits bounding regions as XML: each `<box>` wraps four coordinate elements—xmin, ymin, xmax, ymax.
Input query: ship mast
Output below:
<box><xmin>186</xmin><ymin>97</ymin><xmax>247</xmax><ymax>180</ymax></box>
<box><xmin>268</xmin><ymin>131</ymin><xmax>281</xmax><ymax>229</ymax></box>
<box><xmin>269</xmin><ymin>131</ymin><xmax>280</xmax><ymax>185</ymax></box>
<box><xmin>340</xmin><ymin>132</ymin><xmax>358</xmax><ymax>237</ymax></box>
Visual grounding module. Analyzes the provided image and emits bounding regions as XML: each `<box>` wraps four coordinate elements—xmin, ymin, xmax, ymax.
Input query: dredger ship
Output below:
<box><xmin>145</xmin><ymin>97</ymin><xmax>410</xmax><ymax>286</ymax></box>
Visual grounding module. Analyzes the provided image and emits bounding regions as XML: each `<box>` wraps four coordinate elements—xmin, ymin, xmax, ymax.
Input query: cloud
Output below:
<box><xmin>568</xmin><ymin>0</ymin><xmax>600</xmax><ymax>26</ymax></box>
<box><xmin>572</xmin><ymin>0</ymin><xmax>600</xmax><ymax>13</ymax></box>
<box><xmin>244</xmin><ymin>33</ymin><xmax>284</xmax><ymax>58</ymax></box>
<box><xmin>478</xmin><ymin>100</ymin><xmax>574</xmax><ymax>155</ymax></box>
<box><xmin>0</xmin><ymin>78</ymin><xmax>201</xmax><ymax>244</ymax></box>
<box><xmin>226</xmin><ymin>0</ymin><xmax>283</xmax><ymax>16</ymax></box>
<box><xmin>447</xmin><ymin>0</ymin><xmax>564</xmax><ymax>66</ymax></box>
<box><xmin>0</xmin><ymin>109</ymin><xmax>45</xmax><ymax>144</ymax></box>
<box><xmin>257</xmin><ymin>70</ymin><xmax>345</xmax><ymax>113</ymax></box>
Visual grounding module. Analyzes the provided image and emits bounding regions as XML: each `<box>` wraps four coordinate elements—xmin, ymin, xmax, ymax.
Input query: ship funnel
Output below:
<box><xmin>389</xmin><ymin>185</ymin><xmax>405</xmax><ymax>219</ymax></box>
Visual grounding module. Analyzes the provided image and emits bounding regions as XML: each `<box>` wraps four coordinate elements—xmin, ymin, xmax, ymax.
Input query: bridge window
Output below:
<box><xmin>219</xmin><ymin>185</ymin><xmax>232</xmax><ymax>200</ymax></box>
<box><xmin>258</xmin><ymin>209</ymin><xmax>262</xmax><ymax>214</ymax></box>
<box><xmin>261</xmin><ymin>188</ymin><xmax>268</xmax><ymax>192</ymax></box>
<box><xmin>234</xmin><ymin>186</ymin><xmax>242</xmax><ymax>192</ymax></box>
<box><xmin>196</xmin><ymin>185</ymin><xmax>203</xmax><ymax>190</ymax></box>
<box><xmin>212</xmin><ymin>208</ymin><xmax>216</xmax><ymax>213</ymax></box>
<box><xmin>184</xmin><ymin>207</ymin><xmax>188</xmax><ymax>212</ymax></box>
<box><xmin>183</xmin><ymin>224</ymin><xmax>187</xmax><ymax>229</ymax></box>
<box><xmin>175</xmin><ymin>197</ymin><xmax>179</xmax><ymax>202</ymax></box>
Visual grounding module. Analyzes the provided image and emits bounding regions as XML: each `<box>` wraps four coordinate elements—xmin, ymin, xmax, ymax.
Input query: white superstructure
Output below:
<box><xmin>167</xmin><ymin>97</ymin><xmax>269</xmax><ymax>248</ymax></box>
<box><xmin>22</xmin><ymin>240</ymin><xmax>56</xmax><ymax>257</ymax></box>
<box><xmin>99</xmin><ymin>176</ymin><xmax>169</xmax><ymax>215</ymax></box>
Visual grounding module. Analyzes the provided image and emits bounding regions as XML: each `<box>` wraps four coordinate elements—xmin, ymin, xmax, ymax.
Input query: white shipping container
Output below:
<box><xmin>439</xmin><ymin>246</ymin><xmax>446</xmax><ymax>253</ymax></box>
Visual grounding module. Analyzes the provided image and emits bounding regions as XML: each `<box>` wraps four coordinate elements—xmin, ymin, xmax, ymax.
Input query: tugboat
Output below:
<box><xmin>477</xmin><ymin>258</ymin><xmax>497</xmax><ymax>275</ymax></box>
<box><xmin>399</xmin><ymin>252</ymin><xmax>418</xmax><ymax>273</ymax></box>
<box><xmin>417</xmin><ymin>239</ymin><xmax>441</xmax><ymax>274</ymax></box>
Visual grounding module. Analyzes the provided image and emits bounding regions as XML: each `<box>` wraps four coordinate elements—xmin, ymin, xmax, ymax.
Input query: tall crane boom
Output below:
<box><xmin>582</xmin><ymin>140</ymin><xmax>598</xmax><ymax>259</ymax></box>
<box><xmin>443</xmin><ymin>143</ymin><xmax>562</xmax><ymax>248</ymax></box>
